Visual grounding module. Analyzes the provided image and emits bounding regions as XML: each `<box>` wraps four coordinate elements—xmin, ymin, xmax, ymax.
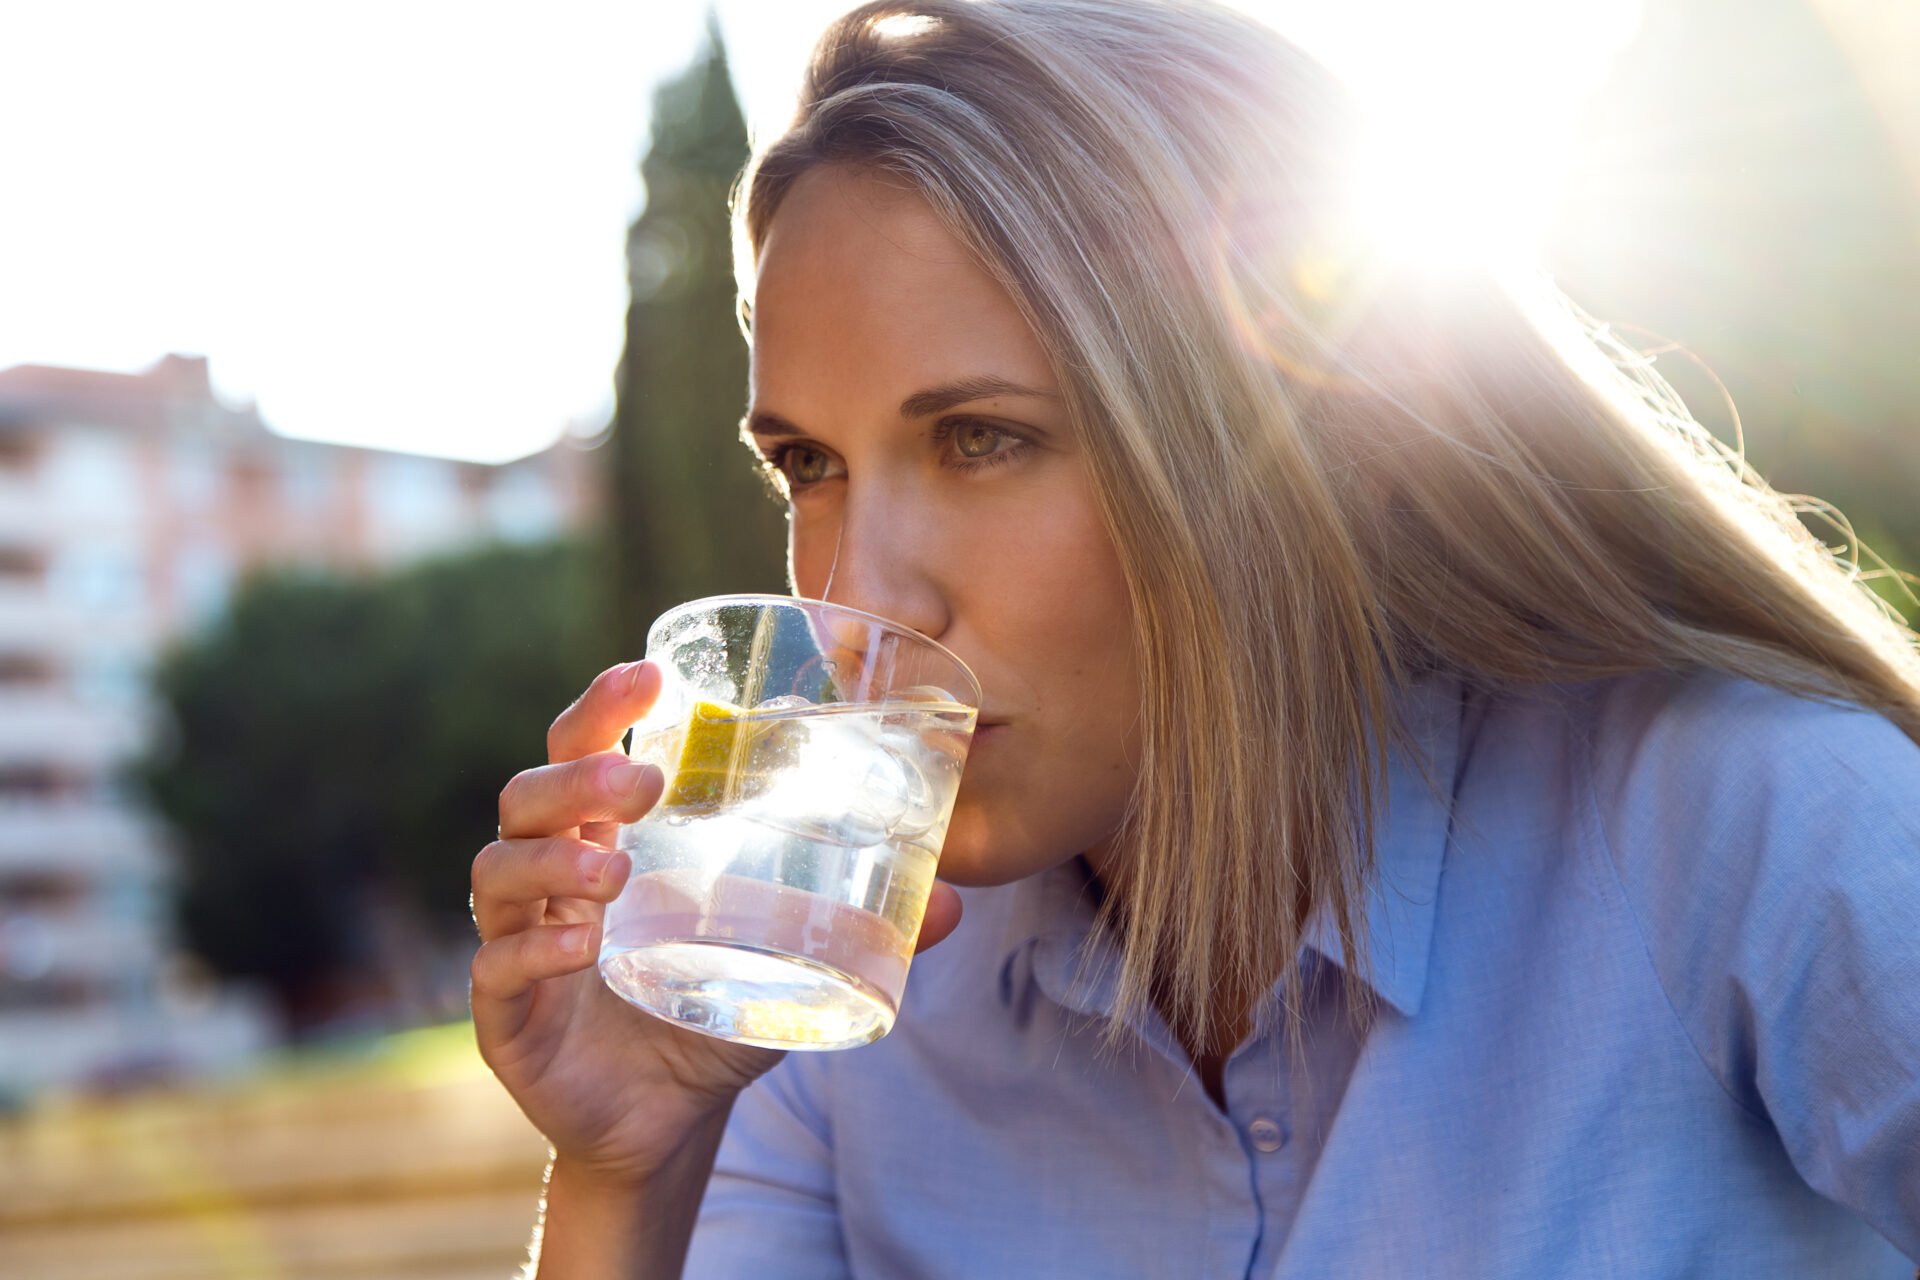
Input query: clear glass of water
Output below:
<box><xmin>599</xmin><ymin>595</ymin><xmax>980</xmax><ymax>1051</ymax></box>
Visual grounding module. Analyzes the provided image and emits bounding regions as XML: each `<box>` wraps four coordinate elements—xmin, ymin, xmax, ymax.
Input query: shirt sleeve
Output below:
<box><xmin>1586</xmin><ymin>672</ymin><xmax>1920</xmax><ymax>1261</ymax></box>
<box><xmin>682</xmin><ymin>1053</ymin><xmax>851</xmax><ymax>1280</ymax></box>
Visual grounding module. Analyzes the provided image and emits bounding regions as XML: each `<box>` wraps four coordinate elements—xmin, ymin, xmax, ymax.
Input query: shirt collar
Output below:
<box><xmin>994</xmin><ymin>669</ymin><xmax>1466</xmax><ymax>1022</ymax></box>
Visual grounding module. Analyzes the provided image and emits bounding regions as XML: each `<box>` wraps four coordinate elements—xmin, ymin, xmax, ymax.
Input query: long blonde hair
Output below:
<box><xmin>733</xmin><ymin>0</ymin><xmax>1920</xmax><ymax>1058</ymax></box>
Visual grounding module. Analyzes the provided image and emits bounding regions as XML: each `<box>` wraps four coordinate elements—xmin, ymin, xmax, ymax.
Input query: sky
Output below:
<box><xmin>0</xmin><ymin>0</ymin><xmax>1639</xmax><ymax>464</ymax></box>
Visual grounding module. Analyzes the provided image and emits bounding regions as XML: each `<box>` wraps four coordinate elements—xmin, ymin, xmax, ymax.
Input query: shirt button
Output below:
<box><xmin>1247</xmin><ymin>1116</ymin><xmax>1285</xmax><ymax>1153</ymax></box>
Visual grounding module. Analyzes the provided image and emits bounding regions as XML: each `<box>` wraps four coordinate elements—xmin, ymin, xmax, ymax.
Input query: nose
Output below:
<box><xmin>813</xmin><ymin>478</ymin><xmax>949</xmax><ymax>644</ymax></box>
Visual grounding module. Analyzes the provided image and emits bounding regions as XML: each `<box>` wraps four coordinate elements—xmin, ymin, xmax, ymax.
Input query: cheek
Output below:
<box><xmin>938</xmin><ymin>484</ymin><xmax>1142</xmax><ymax>884</ymax></box>
<box><xmin>1006</xmin><ymin>491</ymin><xmax>1134</xmax><ymax>685</ymax></box>
<box><xmin>791</xmin><ymin>498</ymin><xmax>860</xmax><ymax>602</ymax></box>
<box><xmin>786</xmin><ymin>501</ymin><xmax>835</xmax><ymax>598</ymax></box>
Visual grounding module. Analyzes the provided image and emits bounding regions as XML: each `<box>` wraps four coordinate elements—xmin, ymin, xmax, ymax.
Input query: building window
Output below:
<box><xmin>174</xmin><ymin>544</ymin><xmax>235</xmax><ymax>622</ymax></box>
<box><xmin>0</xmin><ymin>872</ymin><xmax>88</xmax><ymax>912</ymax></box>
<box><xmin>44</xmin><ymin>431</ymin><xmax>141</xmax><ymax>514</ymax></box>
<box><xmin>0</xmin><ymin>547</ymin><xmax>44</xmax><ymax>582</ymax></box>
<box><xmin>0</xmin><ymin>654</ymin><xmax>56</xmax><ymax>686</ymax></box>
<box><xmin>486</xmin><ymin>466</ymin><xmax>563</xmax><ymax>543</ymax></box>
<box><xmin>71</xmin><ymin>647</ymin><xmax>145</xmax><ymax>707</ymax></box>
<box><xmin>168</xmin><ymin>439</ymin><xmax>224</xmax><ymax>509</ymax></box>
<box><xmin>280</xmin><ymin>451</ymin><xmax>337</xmax><ymax>513</ymax></box>
<box><xmin>370</xmin><ymin>453</ymin><xmax>468</xmax><ymax>557</ymax></box>
<box><xmin>50</xmin><ymin>543</ymin><xmax>145</xmax><ymax>611</ymax></box>
<box><xmin>0</xmin><ymin>767</ymin><xmax>65</xmax><ymax>799</ymax></box>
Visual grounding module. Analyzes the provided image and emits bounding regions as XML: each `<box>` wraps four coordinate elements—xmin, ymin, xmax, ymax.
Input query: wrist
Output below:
<box><xmin>545</xmin><ymin>1150</ymin><xmax>648</xmax><ymax>1202</ymax></box>
<box><xmin>533</xmin><ymin>1105</ymin><xmax>735</xmax><ymax>1280</ymax></box>
<box><xmin>549</xmin><ymin>1098</ymin><xmax>738</xmax><ymax>1191</ymax></box>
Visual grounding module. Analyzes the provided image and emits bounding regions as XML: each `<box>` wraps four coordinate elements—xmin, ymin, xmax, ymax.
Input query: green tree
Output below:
<box><xmin>609</xmin><ymin>20</ymin><xmax>786</xmax><ymax>657</ymax></box>
<box><xmin>139</xmin><ymin>540</ymin><xmax>619</xmax><ymax>1028</ymax></box>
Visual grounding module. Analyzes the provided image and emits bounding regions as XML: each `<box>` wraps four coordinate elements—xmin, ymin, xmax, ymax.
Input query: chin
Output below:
<box><xmin>928</xmin><ymin>803</ymin><xmax>1074</xmax><ymax>889</ymax></box>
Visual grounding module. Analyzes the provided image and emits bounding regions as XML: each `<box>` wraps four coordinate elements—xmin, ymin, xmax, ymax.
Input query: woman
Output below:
<box><xmin>469</xmin><ymin>1</ymin><xmax>1920</xmax><ymax>1275</ymax></box>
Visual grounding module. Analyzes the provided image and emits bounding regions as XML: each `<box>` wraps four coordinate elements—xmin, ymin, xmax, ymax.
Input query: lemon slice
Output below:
<box><xmin>655</xmin><ymin>696</ymin><xmax>814</xmax><ymax>817</ymax></box>
<box><xmin>658</xmin><ymin>698</ymin><xmax>752</xmax><ymax>814</ymax></box>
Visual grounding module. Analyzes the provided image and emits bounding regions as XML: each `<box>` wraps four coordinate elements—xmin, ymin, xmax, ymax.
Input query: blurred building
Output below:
<box><xmin>0</xmin><ymin>353</ymin><xmax>601</xmax><ymax>1095</ymax></box>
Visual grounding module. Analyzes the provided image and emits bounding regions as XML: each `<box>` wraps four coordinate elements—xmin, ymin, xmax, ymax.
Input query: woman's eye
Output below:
<box><xmin>782</xmin><ymin>446</ymin><xmax>836</xmax><ymax>486</ymax></box>
<box><xmin>954</xmin><ymin>423</ymin><xmax>1006</xmax><ymax>458</ymax></box>
<box><xmin>791</xmin><ymin>447</ymin><xmax>829</xmax><ymax>484</ymax></box>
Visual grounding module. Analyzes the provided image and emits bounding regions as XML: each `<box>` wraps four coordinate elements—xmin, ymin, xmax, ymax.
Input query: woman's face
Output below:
<box><xmin>748</xmin><ymin>166</ymin><xmax>1140</xmax><ymax>888</ymax></box>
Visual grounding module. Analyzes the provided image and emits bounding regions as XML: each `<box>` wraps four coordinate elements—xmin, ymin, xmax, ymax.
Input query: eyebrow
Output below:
<box><xmin>897</xmin><ymin>375</ymin><xmax>1057</xmax><ymax>420</ymax></box>
<box><xmin>744</xmin><ymin>375</ymin><xmax>1057</xmax><ymax>442</ymax></box>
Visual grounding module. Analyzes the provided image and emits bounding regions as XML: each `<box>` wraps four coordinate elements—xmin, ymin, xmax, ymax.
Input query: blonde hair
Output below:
<box><xmin>733</xmin><ymin>0</ymin><xmax>1920</xmax><ymax>1060</ymax></box>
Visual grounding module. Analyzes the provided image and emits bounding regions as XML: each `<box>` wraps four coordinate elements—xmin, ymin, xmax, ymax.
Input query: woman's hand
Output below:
<box><xmin>470</xmin><ymin>660</ymin><xmax>964</xmax><ymax>1186</ymax></box>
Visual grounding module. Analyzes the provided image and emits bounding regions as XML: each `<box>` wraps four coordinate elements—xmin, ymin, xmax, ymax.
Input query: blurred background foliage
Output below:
<box><xmin>140</xmin><ymin>541</ymin><xmax>620</xmax><ymax>1030</ymax></box>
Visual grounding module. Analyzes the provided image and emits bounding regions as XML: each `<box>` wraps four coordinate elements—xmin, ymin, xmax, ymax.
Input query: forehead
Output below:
<box><xmin>749</xmin><ymin>167</ymin><xmax>1054</xmax><ymax>417</ymax></box>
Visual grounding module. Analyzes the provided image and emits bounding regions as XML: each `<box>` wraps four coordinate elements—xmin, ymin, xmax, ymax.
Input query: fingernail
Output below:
<box><xmin>607</xmin><ymin>761</ymin><xmax>659</xmax><ymax>798</ymax></box>
<box><xmin>560</xmin><ymin>924</ymin><xmax>592</xmax><ymax>954</ymax></box>
<box><xmin>577</xmin><ymin>849</ymin><xmax>612</xmax><ymax>886</ymax></box>
<box><xmin>623</xmin><ymin>661</ymin><xmax>650</xmax><ymax>695</ymax></box>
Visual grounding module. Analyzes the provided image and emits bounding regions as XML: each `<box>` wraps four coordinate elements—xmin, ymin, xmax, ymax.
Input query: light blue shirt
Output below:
<box><xmin>685</xmin><ymin>669</ymin><xmax>1920</xmax><ymax>1277</ymax></box>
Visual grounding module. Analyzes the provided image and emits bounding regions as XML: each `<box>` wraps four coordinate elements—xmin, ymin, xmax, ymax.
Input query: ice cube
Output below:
<box><xmin>627</xmin><ymin>719</ymin><xmax>685</xmax><ymax>774</ymax></box>
<box><xmin>894</xmin><ymin>683</ymin><xmax>962</xmax><ymax>707</ymax></box>
<box><xmin>720</xmin><ymin>695</ymin><xmax>816</xmax><ymax>789</ymax></box>
<box><xmin>754</xmin><ymin>694</ymin><xmax>815</xmax><ymax>714</ymax></box>
<box><xmin>818</xmin><ymin>717</ymin><xmax>910</xmax><ymax>827</ymax></box>
<box><xmin>852</xmin><ymin>749</ymin><xmax>912</xmax><ymax>833</ymax></box>
<box><xmin>672</xmin><ymin>630</ymin><xmax>734</xmax><ymax>702</ymax></box>
<box><xmin>746</xmin><ymin>709</ymin><xmax>809</xmax><ymax>776</ymax></box>
<box><xmin>746</xmin><ymin>713</ymin><xmax>908</xmax><ymax>848</ymax></box>
<box><xmin>882</xmin><ymin>732</ymin><xmax>942</xmax><ymax>839</ymax></box>
<box><xmin>626</xmin><ymin>668</ymin><xmax>693</xmax><ymax>769</ymax></box>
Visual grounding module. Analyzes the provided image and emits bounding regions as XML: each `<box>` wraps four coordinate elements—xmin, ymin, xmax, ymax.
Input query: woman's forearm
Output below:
<box><xmin>529</xmin><ymin>1102</ymin><xmax>735</xmax><ymax>1280</ymax></box>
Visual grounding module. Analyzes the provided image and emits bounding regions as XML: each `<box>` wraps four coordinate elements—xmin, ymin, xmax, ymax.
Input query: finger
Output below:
<box><xmin>472</xmin><ymin>838</ymin><xmax>631</xmax><ymax>941</ymax></box>
<box><xmin>499</xmin><ymin>752</ymin><xmax>665</xmax><ymax>840</ymax></box>
<box><xmin>913</xmin><ymin>881</ymin><xmax>963</xmax><ymax>953</ymax></box>
<box><xmin>579</xmin><ymin>818</ymin><xmax>621</xmax><ymax>849</ymax></box>
<box><xmin>470</xmin><ymin>922</ymin><xmax>601</xmax><ymax>1031</ymax></box>
<box><xmin>547</xmin><ymin>661</ymin><xmax>665</xmax><ymax>765</ymax></box>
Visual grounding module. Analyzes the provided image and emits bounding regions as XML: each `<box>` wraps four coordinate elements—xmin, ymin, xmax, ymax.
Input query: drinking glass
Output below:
<box><xmin>599</xmin><ymin>595</ymin><xmax>980</xmax><ymax>1051</ymax></box>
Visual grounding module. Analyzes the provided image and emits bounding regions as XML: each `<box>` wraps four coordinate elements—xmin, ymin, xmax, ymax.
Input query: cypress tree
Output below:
<box><xmin>609</xmin><ymin>18</ymin><xmax>786</xmax><ymax>655</ymax></box>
